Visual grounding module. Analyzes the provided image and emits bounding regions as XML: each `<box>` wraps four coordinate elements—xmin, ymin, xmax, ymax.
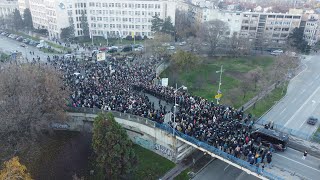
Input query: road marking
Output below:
<box><xmin>300</xmin><ymin>89</ymin><xmax>306</xmax><ymax>94</ymax></box>
<box><xmin>284</xmin><ymin>86</ymin><xmax>320</xmax><ymax>127</ymax></box>
<box><xmin>292</xmin><ymin>98</ymin><xmax>297</xmax><ymax>103</ymax></box>
<box><xmin>274</xmin><ymin>153</ymin><xmax>320</xmax><ymax>173</ymax></box>
<box><xmin>280</xmin><ymin>108</ymin><xmax>286</xmax><ymax>115</ymax></box>
<box><xmin>224</xmin><ymin>164</ymin><xmax>230</xmax><ymax>171</ymax></box>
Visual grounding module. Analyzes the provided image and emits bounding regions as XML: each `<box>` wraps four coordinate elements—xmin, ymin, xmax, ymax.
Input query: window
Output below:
<box><xmin>110</xmin><ymin>10</ymin><xmax>114</xmax><ymax>15</ymax></box>
<box><xmin>135</xmin><ymin>11</ymin><xmax>140</xmax><ymax>15</ymax></box>
<box><xmin>122</xmin><ymin>11</ymin><xmax>127</xmax><ymax>15</ymax></box>
<box><xmin>148</xmin><ymin>4</ymin><xmax>154</xmax><ymax>8</ymax></box>
<box><xmin>109</xmin><ymin>3</ymin><xmax>114</xmax><ymax>7</ymax></box>
<box><xmin>102</xmin><ymin>3</ymin><xmax>106</xmax><ymax>7</ymax></box>
<box><xmin>103</xmin><ymin>17</ymin><xmax>108</xmax><ymax>22</ymax></box>
<box><xmin>293</xmin><ymin>16</ymin><xmax>300</xmax><ymax>19</ymax></box>
<box><xmin>96</xmin><ymin>3</ymin><xmax>101</xmax><ymax>7</ymax></box>
<box><xmin>89</xmin><ymin>2</ymin><xmax>94</xmax><ymax>7</ymax></box>
<box><xmin>117</xmin><ymin>24</ymin><xmax>121</xmax><ymax>28</ymax></box>
<box><xmin>268</xmin><ymin>15</ymin><xmax>276</xmax><ymax>18</ymax></box>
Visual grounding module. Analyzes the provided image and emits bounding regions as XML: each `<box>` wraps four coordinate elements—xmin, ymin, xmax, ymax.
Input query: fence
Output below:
<box><xmin>67</xmin><ymin>107</ymin><xmax>282</xmax><ymax>180</ymax></box>
<box><xmin>257</xmin><ymin>119</ymin><xmax>320</xmax><ymax>143</ymax></box>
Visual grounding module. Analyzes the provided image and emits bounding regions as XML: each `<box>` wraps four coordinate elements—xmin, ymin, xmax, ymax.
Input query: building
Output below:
<box><xmin>239</xmin><ymin>12</ymin><xmax>302</xmax><ymax>47</ymax></box>
<box><xmin>80</xmin><ymin>0</ymin><xmax>177</xmax><ymax>38</ymax></box>
<box><xmin>0</xmin><ymin>0</ymin><xmax>18</xmax><ymax>18</ymax></box>
<box><xmin>302</xmin><ymin>12</ymin><xmax>320</xmax><ymax>45</ymax></box>
<box><xmin>202</xmin><ymin>8</ymin><xmax>242</xmax><ymax>36</ymax></box>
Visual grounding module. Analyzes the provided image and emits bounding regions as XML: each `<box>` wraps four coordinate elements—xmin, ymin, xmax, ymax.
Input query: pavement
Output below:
<box><xmin>258</xmin><ymin>55</ymin><xmax>320</xmax><ymax>140</ymax></box>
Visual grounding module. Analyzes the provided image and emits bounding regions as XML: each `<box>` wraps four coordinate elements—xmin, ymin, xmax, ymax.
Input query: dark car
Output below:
<box><xmin>16</xmin><ymin>36</ymin><xmax>23</xmax><ymax>41</ymax></box>
<box><xmin>251</xmin><ymin>128</ymin><xmax>289</xmax><ymax>152</ymax></box>
<box><xmin>307</xmin><ymin>116</ymin><xmax>318</xmax><ymax>125</ymax></box>
<box><xmin>122</xmin><ymin>46</ymin><xmax>132</xmax><ymax>52</ymax></box>
<box><xmin>23</xmin><ymin>38</ymin><xmax>30</xmax><ymax>44</ymax></box>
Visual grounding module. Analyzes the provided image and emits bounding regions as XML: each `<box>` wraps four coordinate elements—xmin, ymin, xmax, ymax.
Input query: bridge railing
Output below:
<box><xmin>66</xmin><ymin>107</ymin><xmax>156</xmax><ymax>128</ymax></box>
<box><xmin>155</xmin><ymin>123</ymin><xmax>283</xmax><ymax>180</ymax></box>
<box><xmin>258</xmin><ymin>119</ymin><xmax>320</xmax><ymax>143</ymax></box>
<box><xmin>67</xmin><ymin>107</ymin><xmax>282</xmax><ymax>180</ymax></box>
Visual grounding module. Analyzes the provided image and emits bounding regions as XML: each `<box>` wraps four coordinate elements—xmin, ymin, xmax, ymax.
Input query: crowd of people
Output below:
<box><xmin>47</xmin><ymin>51</ymin><xmax>273</xmax><ymax>170</ymax></box>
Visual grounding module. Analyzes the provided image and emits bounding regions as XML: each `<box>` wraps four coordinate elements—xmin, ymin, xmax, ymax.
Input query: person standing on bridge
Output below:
<box><xmin>302</xmin><ymin>150</ymin><xmax>308</xmax><ymax>160</ymax></box>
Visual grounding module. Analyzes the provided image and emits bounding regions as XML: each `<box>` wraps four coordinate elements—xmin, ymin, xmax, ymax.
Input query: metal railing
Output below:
<box><xmin>66</xmin><ymin>106</ymin><xmax>282</xmax><ymax>180</ymax></box>
<box><xmin>258</xmin><ymin>119</ymin><xmax>320</xmax><ymax>142</ymax></box>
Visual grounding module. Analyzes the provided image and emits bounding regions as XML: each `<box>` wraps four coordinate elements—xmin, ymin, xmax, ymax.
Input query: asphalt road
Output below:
<box><xmin>193</xmin><ymin>147</ymin><xmax>320</xmax><ymax>180</ymax></box>
<box><xmin>0</xmin><ymin>34</ymin><xmax>52</xmax><ymax>61</ymax></box>
<box><xmin>193</xmin><ymin>159</ymin><xmax>258</xmax><ymax>180</ymax></box>
<box><xmin>259</xmin><ymin>55</ymin><xmax>320</xmax><ymax>139</ymax></box>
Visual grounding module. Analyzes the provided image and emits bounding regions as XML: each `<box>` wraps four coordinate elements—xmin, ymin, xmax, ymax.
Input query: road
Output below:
<box><xmin>194</xmin><ymin>147</ymin><xmax>320</xmax><ymax>180</ymax></box>
<box><xmin>258</xmin><ymin>55</ymin><xmax>320</xmax><ymax>139</ymax></box>
<box><xmin>0</xmin><ymin>35</ymin><xmax>53</xmax><ymax>61</ymax></box>
<box><xmin>193</xmin><ymin>159</ymin><xmax>258</xmax><ymax>180</ymax></box>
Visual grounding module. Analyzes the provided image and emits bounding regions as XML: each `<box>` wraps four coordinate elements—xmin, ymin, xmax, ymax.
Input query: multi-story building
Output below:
<box><xmin>302</xmin><ymin>13</ymin><xmax>320</xmax><ymax>45</ymax></box>
<box><xmin>78</xmin><ymin>0</ymin><xmax>177</xmax><ymax>38</ymax></box>
<box><xmin>239</xmin><ymin>12</ymin><xmax>302</xmax><ymax>47</ymax></box>
<box><xmin>0</xmin><ymin>0</ymin><xmax>18</xmax><ymax>18</ymax></box>
<box><xmin>202</xmin><ymin>8</ymin><xmax>242</xmax><ymax>36</ymax></box>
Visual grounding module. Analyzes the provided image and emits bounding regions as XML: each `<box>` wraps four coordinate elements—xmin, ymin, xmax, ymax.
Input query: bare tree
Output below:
<box><xmin>198</xmin><ymin>20</ymin><xmax>229</xmax><ymax>56</ymax></box>
<box><xmin>0</xmin><ymin>63</ymin><xmax>69</xmax><ymax>156</ymax></box>
<box><xmin>175</xmin><ymin>9</ymin><xmax>197</xmax><ymax>39</ymax></box>
<box><xmin>248</xmin><ymin>67</ymin><xmax>263</xmax><ymax>91</ymax></box>
<box><xmin>147</xmin><ymin>32</ymin><xmax>172</xmax><ymax>59</ymax></box>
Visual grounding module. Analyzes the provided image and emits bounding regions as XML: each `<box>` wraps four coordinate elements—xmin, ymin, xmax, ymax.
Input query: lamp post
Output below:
<box><xmin>216</xmin><ymin>65</ymin><xmax>224</xmax><ymax>105</ymax></box>
<box><xmin>173</xmin><ymin>83</ymin><xmax>187</xmax><ymax>136</ymax></box>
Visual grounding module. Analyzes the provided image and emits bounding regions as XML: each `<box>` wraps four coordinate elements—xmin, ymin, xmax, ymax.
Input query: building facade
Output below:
<box><xmin>303</xmin><ymin>13</ymin><xmax>320</xmax><ymax>45</ymax></box>
<box><xmin>17</xmin><ymin>0</ymin><xmax>29</xmax><ymax>15</ymax></box>
<box><xmin>0</xmin><ymin>0</ymin><xmax>18</xmax><ymax>18</ymax></box>
<box><xmin>77</xmin><ymin>0</ymin><xmax>177</xmax><ymax>38</ymax></box>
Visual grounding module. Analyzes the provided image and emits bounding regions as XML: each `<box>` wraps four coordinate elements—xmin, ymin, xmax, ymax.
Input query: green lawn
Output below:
<box><xmin>245</xmin><ymin>84</ymin><xmax>288</xmax><ymax>119</ymax></box>
<box><xmin>161</xmin><ymin>56</ymin><xmax>274</xmax><ymax>108</ymax></box>
<box><xmin>46</xmin><ymin>41</ymin><xmax>72</xmax><ymax>52</ymax></box>
<box><xmin>0</xmin><ymin>52</ymin><xmax>10</xmax><ymax>62</ymax></box>
<box><xmin>174</xmin><ymin>168</ymin><xmax>190</xmax><ymax>180</ymax></box>
<box><xmin>312</xmin><ymin>127</ymin><xmax>320</xmax><ymax>143</ymax></box>
<box><xmin>132</xmin><ymin>145</ymin><xmax>175</xmax><ymax>180</ymax></box>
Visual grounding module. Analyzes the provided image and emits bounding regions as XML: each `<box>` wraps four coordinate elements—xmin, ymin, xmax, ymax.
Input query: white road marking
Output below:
<box><xmin>280</xmin><ymin>108</ymin><xmax>286</xmax><ymax>115</ymax></box>
<box><xmin>274</xmin><ymin>153</ymin><xmax>320</xmax><ymax>173</ymax></box>
<box><xmin>224</xmin><ymin>164</ymin><xmax>230</xmax><ymax>171</ymax></box>
<box><xmin>292</xmin><ymin>98</ymin><xmax>297</xmax><ymax>103</ymax></box>
<box><xmin>284</xmin><ymin>86</ymin><xmax>320</xmax><ymax>127</ymax></box>
<box><xmin>300</xmin><ymin>89</ymin><xmax>306</xmax><ymax>94</ymax></box>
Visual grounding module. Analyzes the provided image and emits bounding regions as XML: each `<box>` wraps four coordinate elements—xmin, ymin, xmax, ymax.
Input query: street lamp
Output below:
<box><xmin>173</xmin><ymin>83</ymin><xmax>187</xmax><ymax>136</ymax></box>
<box><xmin>215</xmin><ymin>65</ymin><xmax>224</xmax><ymax>105</ymax></box>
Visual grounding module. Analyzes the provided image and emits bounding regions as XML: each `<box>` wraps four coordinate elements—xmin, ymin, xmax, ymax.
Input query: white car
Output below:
<box><xmin>167</xmin><ymin>46</ymin><xmax>175</xmax><ymax>50</ymax></box>
<box><xmin>270</xmin><ymin>49</ymin><xmax>283</xmax><ymax>55</ymax></box>
<box><xmin>36</xmin><ymin>44</ymin><xmax>43</xmax><ymax>48</ymax></box>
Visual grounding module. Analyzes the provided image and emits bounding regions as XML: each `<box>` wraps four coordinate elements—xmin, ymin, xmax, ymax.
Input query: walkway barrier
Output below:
<box><xmin>258</xmin><ymin>119</ymin><xmax>320</xmax><ymax>142</ymax></box>
<box><xmin>67</xmin><ymin>107</ymin><xmax>282</xmax><ymax>180</ymax></box>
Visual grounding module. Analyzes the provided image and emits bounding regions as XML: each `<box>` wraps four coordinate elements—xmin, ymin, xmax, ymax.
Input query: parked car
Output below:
<box><xmin>22</xmin><ymin>38</ymin><xmax>30</xmax><ymax>44</ymax></box>
<box><xmin>16</xmin><ymin>36</ymin><xmax>23</xmax><ymax>41</ymax></box>
<box><xmin>20</xmin><ymin>43</ymin><xmax>27</xmax><ymax>47</ymax></box>
<box><xmin>122</xmin><ymin>46</ymin><xmax>132</xmax><ymax>52</ymax></box>
<box><xmin>36</xmin><ymin>44</ymin><xmax>43</xmax><ymax>48</ymax></box>
<box><xmin>307</xmin><ymin>116</ymin><xmax>318</xmax><ymax>125</ymax></box>
<box><xmin>167</xmin><ymin>46</ymin><xmax>175</xmax><ymax>50</ymax></box>
<box><xmin>270</xmin><ymin>49</ymin><xmax>284</xmax><ymax>56</ymax></box>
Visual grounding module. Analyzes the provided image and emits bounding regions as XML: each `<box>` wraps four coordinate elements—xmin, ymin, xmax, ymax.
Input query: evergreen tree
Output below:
<box><xmin>13</xmin><ymin>9</ymin><xmax>23</xmax><ymax>30</ymax></box>
<box><xmin>92</xmin><ymin>113</ymin><xmax>137</xmax><ymax>179</ymax></box>
<box><xmin>80</xmin><ymin>12</ymin><xmax>89</xmax><ymax>37</ymax></box>
<box><xmin>288</xmin><ymin>27</ymin><xmax>311</xmax><ymax>53</ymax></box>
<box><xmin>151</xmin><ymin>14</ymin><xmax>163</xmax><ymax>32</ymax></box>
<box><xmin>0</xmin><ymin>156</ymin><xmax>32</xmax><ymax>180</ymax></box>
<box><xmin>161</xmin><ymin>16</ymin><xmax>175</xmax><ymax>36</ymax></box>
<box><xmin>23</xmin><ymin>8</ymin><xmax>33</xmax><ymax>30</ymax></box>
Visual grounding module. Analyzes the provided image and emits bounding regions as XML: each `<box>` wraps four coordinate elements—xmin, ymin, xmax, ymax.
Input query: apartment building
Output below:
<box><xmin>239</xmin><ymin>12</ymin><xmax>301</xmax><ymax>46</ymax></box>
<box><xmin>202</xmin><ymin>8</ymin><xmax>242</xmax><ymax>36</ymax></box>
<box><xmin>76</xmin><ymin>0</ymin><xmax>177</xmax><ymax>38</ymax></box>
<box><xmin>0</xmin><ymin>0</ymin><xmax>18</xmax><ymax>18</ymax></box>
<box><xmin>303</xmin><ymin>13</ymin><xmax>320</xmax><ymax>45</ymax></box>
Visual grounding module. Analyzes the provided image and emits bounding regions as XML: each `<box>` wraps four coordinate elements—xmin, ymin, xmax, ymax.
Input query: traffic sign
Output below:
<box><xmin>215</xmin><ymin>93</ymin><xmax>222</xmax><ymax>99</ymax></box>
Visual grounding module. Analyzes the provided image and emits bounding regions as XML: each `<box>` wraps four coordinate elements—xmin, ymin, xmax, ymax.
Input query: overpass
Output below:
<box><xmin>56</xmin><ymin>107</ymin><xmax>280</xmax><ymax>180</ymax></box>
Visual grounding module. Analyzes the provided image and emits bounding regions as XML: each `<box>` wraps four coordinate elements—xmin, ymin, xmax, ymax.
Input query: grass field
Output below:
<box><xmin>132</xmin><ymin>145</ymin><xmax>175</xmax><ymax>180</ymax></box>
<box><xmin>161</xmin><ymin>56</ymin><xmax>274</xmax><ymax>108</ymax></box>
<box><xmin>245</xmin><ymin>83</ymin><xmax>288</xmax><ymax>119</ymax></box>
<box><xmin>174</xmin><ymin>168</ymin><xmax>190</xmax><ymax>180</ymax></box>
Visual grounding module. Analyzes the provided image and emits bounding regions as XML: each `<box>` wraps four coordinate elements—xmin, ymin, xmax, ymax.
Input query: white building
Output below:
<box><xmin>0</xmin><ymin>0</ymin><xmax>18</xmax><ymax>18</ymax></box>
<box><xmin>78</xmin><ymin>0</ymin><xmax>177</xmax><ymax>38</ymax></box>
<box><xmin>202</xmin><ymin>8</ymin><xmax>242</xmax><ymax>36</ymax></box>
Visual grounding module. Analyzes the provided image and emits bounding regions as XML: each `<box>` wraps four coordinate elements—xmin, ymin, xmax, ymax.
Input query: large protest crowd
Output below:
<box><xmin>48</xmin><ymin>51</ymin><xmax>273</xmax><ymax>172</ymax></box>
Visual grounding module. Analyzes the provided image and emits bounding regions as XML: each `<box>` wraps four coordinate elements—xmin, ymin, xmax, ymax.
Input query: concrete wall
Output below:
<box><xmin>62</xmin><ymin>112</ymin><xmax>195</xmax><ymax>162</ymax></box>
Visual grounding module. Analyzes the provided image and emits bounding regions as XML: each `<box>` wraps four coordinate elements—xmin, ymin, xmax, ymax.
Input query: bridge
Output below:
<box><xmin>56</xmin><ymin>107</ymin><xmax>280</xmax><ymax>180</ymax></box>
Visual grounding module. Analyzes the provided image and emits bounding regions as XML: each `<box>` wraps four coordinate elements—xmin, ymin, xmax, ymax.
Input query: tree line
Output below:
<box><xmin>0</xmin><ymin>8</ymin><xmax>33</xmax><ymax>31</ymax></box>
